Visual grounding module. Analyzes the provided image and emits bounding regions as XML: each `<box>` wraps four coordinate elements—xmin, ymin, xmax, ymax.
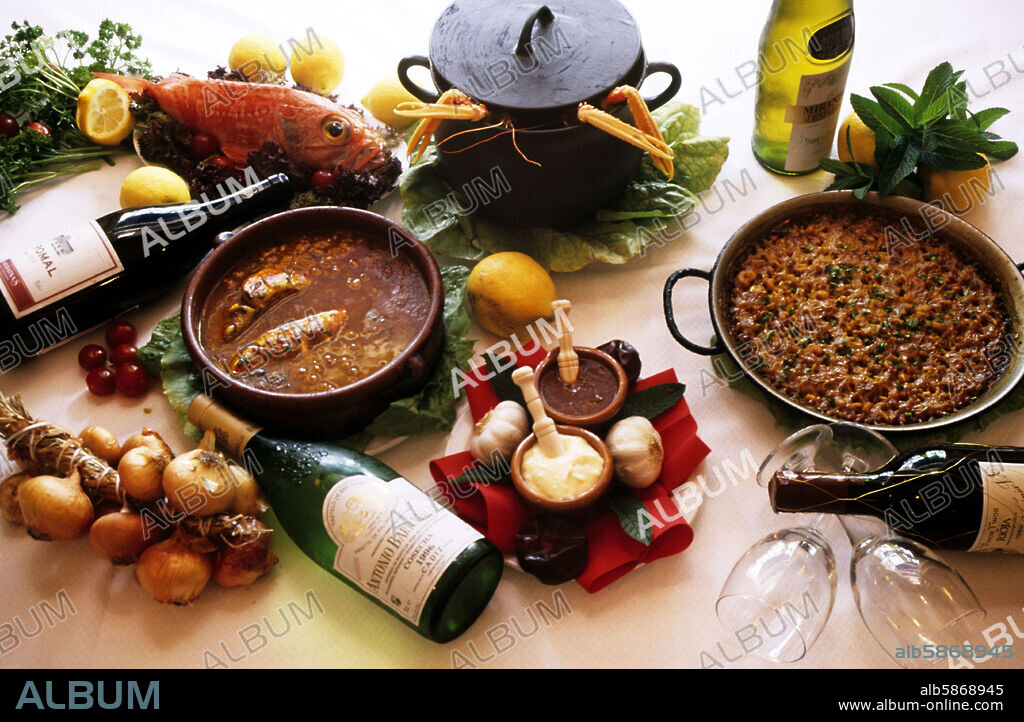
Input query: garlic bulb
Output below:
<box><xmin>470</xmin><ymin>401</ymin><xmax>529</xmax><ymax>463</ymax></box>
<box><xmin>18</xmin><ymin>471</ymin><xmax>94</xmax><ymax>540</ymax></box>
<box><xmin>606</xmin><ymin>416</ymin><xmax>664</xmax><ymax>489</ymax></box>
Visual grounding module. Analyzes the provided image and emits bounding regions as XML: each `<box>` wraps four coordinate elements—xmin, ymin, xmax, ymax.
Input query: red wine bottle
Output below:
<box><xmin>770</xmin><ymin>443</ymin><xmax>1024</xmax><ymax>552</ymax></box>
<box><xmin>0</xmin><ymin>173</ymin><xmax>293</xmax><ymax>367</ymax></box>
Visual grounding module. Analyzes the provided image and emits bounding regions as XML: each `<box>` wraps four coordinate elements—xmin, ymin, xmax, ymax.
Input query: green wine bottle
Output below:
<box><xmin>188</xmin><ymin>394</ymin><xmax>503</xmax><ymax>643</ymax></box>
<box><xmin>752</xmin><ymin>0</ymin><xmax>855</xmax><ymax>175</ymax></box>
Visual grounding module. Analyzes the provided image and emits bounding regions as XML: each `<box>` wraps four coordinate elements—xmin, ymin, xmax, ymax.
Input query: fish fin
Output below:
<box><xmin>219</xmin><ymin>142</ymin><xmax>250</xmax><ymax>166</ymax></box>
<box><xmin>91</xmin><ymin>72</ymin><xmax>155</xmax><ymax>95</ymax></box>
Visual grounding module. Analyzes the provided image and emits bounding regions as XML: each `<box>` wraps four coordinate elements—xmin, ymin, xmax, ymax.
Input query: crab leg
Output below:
<box><xmin>394</xmin><ymin>89</ymin><xmax>489</xmax><ymax>163</ymax></box>
<box><xmin>578</xmin><ymin>86</ymin><xmax>675</xmax><ymax>180</ymax></box>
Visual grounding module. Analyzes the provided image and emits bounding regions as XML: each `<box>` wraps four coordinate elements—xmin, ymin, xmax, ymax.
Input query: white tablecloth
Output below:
<box><xmin>2</xmin><ymin>0</ymin><xmax>1023</xmax><ymax>669</ymax></box>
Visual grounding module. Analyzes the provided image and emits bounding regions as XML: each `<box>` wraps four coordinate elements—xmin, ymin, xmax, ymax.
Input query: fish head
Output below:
<box><xmin>279</xmin><ymin>102</ymin><xmax>390</xmax><ymax>173</ymax></box>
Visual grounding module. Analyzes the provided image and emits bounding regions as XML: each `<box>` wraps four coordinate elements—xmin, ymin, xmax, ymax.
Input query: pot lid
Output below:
<box><xmin>428</xmin><ymin>0</ymin><xmax>643</xmax><ymax>111</ymax></box>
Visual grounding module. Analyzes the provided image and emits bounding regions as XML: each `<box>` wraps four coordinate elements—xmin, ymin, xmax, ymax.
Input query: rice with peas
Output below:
<box><xmin>726</xmin><ymin>209</ymin><xmax>1014</xmax><ymax>425</ymax></box>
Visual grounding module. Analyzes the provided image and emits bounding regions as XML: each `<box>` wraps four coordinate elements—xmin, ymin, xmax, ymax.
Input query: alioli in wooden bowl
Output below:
<box><xmin>510</xmin><ymin>425</ymin><xmax>613</xmax><ymax>514</ymax></box>
<box><xmin>181</xmin><ymin>207</ymin><xmax>444</xmax><ymax>438</ymax></box>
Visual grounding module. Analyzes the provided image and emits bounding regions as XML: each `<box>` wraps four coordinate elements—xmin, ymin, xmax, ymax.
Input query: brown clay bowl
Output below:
<box><xmin>181</xmin><ymin>206</ymin><xmax>444</xmax><ymax>439</ymax></box>
<box><xmin>534</xmin><ymin>347</ymin><xmax>628</xmax><ymax>431</ymax></box>
<box><xmin>510</xmin><ymin>425</ymin><xmax>613</xmax><ymax>514</ymax></box>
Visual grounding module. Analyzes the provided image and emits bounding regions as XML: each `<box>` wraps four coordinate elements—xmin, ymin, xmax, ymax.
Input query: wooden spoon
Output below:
<box><xmin>551</xmin><ymin>299</ymin><xmax>578</xmax><ymax>384</ymax></box>
<box><xmin>512</xmin><ymin>366</ymin><xmax>564</xmax><ymax>458</ymax></box>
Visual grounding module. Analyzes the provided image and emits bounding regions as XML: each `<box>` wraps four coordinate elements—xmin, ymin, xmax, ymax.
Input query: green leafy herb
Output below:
<box><xmin>821</xmin><ymin>61</ymin><xmax>1017</xmax><ymax>199</ymax></box>
<box><xmin>605</xmin><ymin>487</ymin><xmax>653</xmax><ymax>546</ymax></box>
<box><xmin>614</xmin><ymin>382</ymin><xmax>686</xmax><ymax>421</ymax></box>
<box><xmin>137</xmin><ymin>316</ymin><xmax>181</xmax><ymax>377</ymax></box>
<box><xmin>0</xmin><ymin>20</ymin><xmax>151</xmax><ymax>213</ymax></box>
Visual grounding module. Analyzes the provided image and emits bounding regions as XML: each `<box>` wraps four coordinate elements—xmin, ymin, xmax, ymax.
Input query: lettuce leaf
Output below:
<box><xmin>399</xmin><ymin>101</ymin><xmax>729</xmax><ymax>272</ymax></box>
<box><xmin>139</xmin><ymin>266</ymin><xmax>476</xmax><ymax>445</ymax></box>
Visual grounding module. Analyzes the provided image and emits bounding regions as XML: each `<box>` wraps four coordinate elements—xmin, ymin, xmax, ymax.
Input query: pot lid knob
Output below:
<box><xmin>515</xmin><ymin>5</ymin><xmax>555</xmax><ymax>57</ymax></box>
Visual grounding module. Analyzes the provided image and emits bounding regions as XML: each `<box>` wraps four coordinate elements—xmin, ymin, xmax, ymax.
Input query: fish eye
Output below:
<box><xmin>322</xmin><ymin>119</ymin><xmax>350</xmax><ymax>142</ymax></box>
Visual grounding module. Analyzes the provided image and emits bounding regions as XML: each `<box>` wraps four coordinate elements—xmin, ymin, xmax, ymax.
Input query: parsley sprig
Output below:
<box><xmin>0</xmin><ymin>20</ymin><xmax>152</xmax><ymax>214</ymax></box>
<box><xmin>820</xmin><ymin>62</ymin><xmax>1018</xmax><ymax>199</ymax></box>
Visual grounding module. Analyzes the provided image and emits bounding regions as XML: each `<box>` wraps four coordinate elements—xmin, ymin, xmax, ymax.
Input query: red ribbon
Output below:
<box><xmin>430</xmin><ymin>352</ymin><xmax>710</xmax><ymax>593</ymax></box>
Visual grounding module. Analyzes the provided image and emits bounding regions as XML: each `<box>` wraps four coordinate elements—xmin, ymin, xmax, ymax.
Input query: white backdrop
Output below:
<box><xmin>1</xmin><ymin>0</ymin><xmax>1023</xmax><ymax>669</ymax></box>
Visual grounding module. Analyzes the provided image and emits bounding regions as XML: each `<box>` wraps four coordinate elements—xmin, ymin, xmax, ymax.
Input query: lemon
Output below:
<box><xmin>290</xmin><ymin>36</ymin><xmax>345</xmax><ymax>95</ymax></box>
<box><xmin>468</xmin><ymin>252</ymin><xmax>557</xmax><ymax>338</ymax></box>
<box><xmin>362</xmin><ymin>76</ymin><xmax>419</xmax><ymax>129</ymax></box>
<box><xmin>920</xmin><ymin>155</ymin><xmax>991</xmax><ymax>214</ymax></box>
<box><xmin>119</xmin><ymin>167</ymin><xmax>191</xmax><ymax>209</ymax></box>
<box><xmin>836</xmin><ymin>112</ymin><xmax>877</xmax><ymax>167</ymax></box>
<box><xmin>228</xmin><ymin>35</ymin><xmax>288</xmax><ymax>82</ymax></box>
<box><xmin>76</xmin><ymin>79</ymin><xmax>134</xmax><ymax>146</ymax></box>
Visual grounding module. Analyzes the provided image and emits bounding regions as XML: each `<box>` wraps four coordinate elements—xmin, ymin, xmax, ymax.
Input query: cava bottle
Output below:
<box><xmin>189</xmin><ymin>395</ymin><xmax>504</xmax><ymax>643</ymax></box>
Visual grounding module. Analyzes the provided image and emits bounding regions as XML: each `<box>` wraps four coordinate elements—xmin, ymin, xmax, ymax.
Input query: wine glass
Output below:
<box><xmin>843</xmin><ymin>515</ymin><xmax>988</xmax><ymax>669</ymax></box>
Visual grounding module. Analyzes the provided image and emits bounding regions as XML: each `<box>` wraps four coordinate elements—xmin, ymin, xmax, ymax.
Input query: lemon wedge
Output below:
<box><xmin>77</xmin><ymin>79</ymin><xmax>134</xmax><ymax>146</ymax></box>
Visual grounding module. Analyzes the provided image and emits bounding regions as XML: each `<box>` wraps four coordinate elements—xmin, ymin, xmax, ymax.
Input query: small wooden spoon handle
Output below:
<box><xmin>512</xmin><ymin>366</ymin><xmax>563</xmax><ymax>457</ymax></box>
<box><xmin>552</xmin><ymin>299</ymin><xmax>578</xmax><ymax>384</ymax></box>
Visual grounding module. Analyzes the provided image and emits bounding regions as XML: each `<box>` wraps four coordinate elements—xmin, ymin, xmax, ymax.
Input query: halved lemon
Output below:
<box><xmin>77</xmin><ymin>79</ymin><xmax>134</xmax><ymax>146</ymax></box>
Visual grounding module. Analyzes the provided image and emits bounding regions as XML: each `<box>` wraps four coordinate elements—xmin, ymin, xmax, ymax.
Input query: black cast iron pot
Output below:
<box><xmin>398</xmin><ymin>0</ymin><xmax>681</xmax><ymax>229</ymax></box>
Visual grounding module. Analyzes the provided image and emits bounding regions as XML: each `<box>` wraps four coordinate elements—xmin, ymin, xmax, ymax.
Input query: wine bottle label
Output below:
<box><xmin>807</xmin><ymin>14</ymin><xmax>854</xmax><ymax>61</ymax></box>
<box><xmin>969</xmin><ymin>462</ymin><xmax>1024</xmax><ymax>553</ymax></box>
<box><xmin>0</xmin><ymin>221</ymin><xmax>124</xmax><ymax>320</ymax></box>
<box><xmin>322</xmin><ymin>475</ymin><xmax>485</xmax><ymax>625</ymax></box>
<box><xmin>189</xmin><ymin>394</ymin><xmax>263</xmax><ymax>458</ymax></box>
<box><xmin>783</xmin><ymin>58</ymin><xmax>851</xmax><ymax>172</ymax></box>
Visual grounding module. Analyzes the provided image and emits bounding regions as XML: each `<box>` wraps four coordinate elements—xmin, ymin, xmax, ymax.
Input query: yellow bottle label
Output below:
<box><xmin>970</xmin><ymin>462</ymin><xmax>1024</xmax><ymax>553</ymax></box>
<box><xmin>188</xmin><ymin>394</ymin><xmax>262</xmax><ymax>456</ymax></box>
<box><xmin>783</xmin><ymin>58</ymin><xmax>851</xmax><ymax>172</ymax></box>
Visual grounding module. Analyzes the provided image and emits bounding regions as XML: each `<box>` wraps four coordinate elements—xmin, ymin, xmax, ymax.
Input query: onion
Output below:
<box><xmin>213</xmin><ymin>521</ymin><xmax>278</xmax><ymax>587</ymax></box>
<box><xmin>18</xmin><ymin>471</ymin><xmax>94</xmax><ymax>541</ymax></box>
<box><xmin>117</xmin><ymin>446</ymin><xmax>167</xmax><ymax>502</ymax></box>
<box><xmin>228</xmin><ymin>463</ymin><xmax>268</xmax><ymax>516</ymax></box>
<box><xmin>89</xmin><ymin>507</ymin><xmax>161</xmax><ymax>564</ymax></box>
<box><xmin>136</xmin><ymin>529</ymin><xmax>213</xmax><ymax>605</ymax></box>
<box><xmin>121</xmin><ymin>428</ymin><xmax>173</xmax><ymax>462</ymax></box>
<box><xmin>0</xmin><ymin>472</ymin><xmax>30</xmax><ymax>525</ymax></box>
<box><xmin>77</xmin><ymin>426</ymin><xmax>122</xmax><ymax>466</ymax></box>
<box><xmin>162</xmin><ymin>449</ymin><xmax>236</xmax><ymax>516</ymax></box>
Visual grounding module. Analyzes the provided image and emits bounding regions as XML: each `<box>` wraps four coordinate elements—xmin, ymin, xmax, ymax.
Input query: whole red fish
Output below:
<box><xmin>97</xmin><ymin>73</ymin><xmax>390</xmax><ymax>173</ymax></box>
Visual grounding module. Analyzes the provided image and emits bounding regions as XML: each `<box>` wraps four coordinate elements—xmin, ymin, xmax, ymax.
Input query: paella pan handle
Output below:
<box><xmin>642</xmin><ymin>62</ymin><xmax>682</xmax><ymax>111</ymax></box>
<box><xmin>397</xmin><ymin>55</ymin><xmax>440</xmax><ymax>103</ymax></box>
<box><xmin>663</xmin><ymin>268</ymin><xmax>725</xmax><ymax>356</ymax></box>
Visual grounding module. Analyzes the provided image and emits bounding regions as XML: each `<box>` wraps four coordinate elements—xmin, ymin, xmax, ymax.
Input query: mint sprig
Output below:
<box><xmin>821</xmin><ymin>62</ymin><xmax>1017</xmax><ymax>198</ymax></box>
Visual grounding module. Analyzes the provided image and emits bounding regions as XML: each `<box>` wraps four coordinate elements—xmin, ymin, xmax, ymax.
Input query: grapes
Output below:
<box><xmin>515</xmin><ymin>514</ymin><xmax>589</xmax><ymax>585</ymax></box>
<box><xmin>0</xmin><ymin>112</ymin><xmax>19</xmax><ymax>138</ymax></box>
<box><xmin>109</xmin><ymin>343</ymin><xmax>138</xmax><ymax>366</ymax></box>
<box><xmin>105</xmin><ymin>321</ymin><xmax>137</xmax><ymax>348</ymax></box>
<box><xmin>311</xmin><ymin>169</ymin><xmax>337</xmax><ymax>189</ymax></box>
<box><xmin>78</xmin><ymin>344</ymin><xmax>108</xmax><ymax>371</ymax></box>
<box><xmin>114</xmin><ymin>362</ymin><xmax>149</xmax><ymax>397</ymax></box>
<box><xmin>209</xmin><ymin>155</ymin><xmax>236</xmax><ymax>173</ymax></box>
<box><xmin>86</xmin><ymin>368</ymin><xmax>116</xmax><ymax>396</ymax></box>
<box><xmin>189</xmin><ymin>133</ymin><xmax>219</xmax><ymax>160</ymax></box>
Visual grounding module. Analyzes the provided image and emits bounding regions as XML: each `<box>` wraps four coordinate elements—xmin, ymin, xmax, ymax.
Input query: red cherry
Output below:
<box><xmin>209</xmin><ymin>155</ymin><xmax>235</xmax><ymax>172</ymax></box>
<box><xmin>86</xmin><ymin>368</ymin><xmax>116</xmax><ymax>396</ymax></box>
<box><xmin>189</xmin><ymin>133</ymin><xmax>219</xmax><ymax>160</ymax></box>
<box><xmin>114</xmin><ymin>362</ymin><xmax>149</xmax><ymax>397</ymax></box>
<box><xmin>25</xmin><ymin>121</ymin><xmax>50</xmax><ymax>137</ymax></box>
<box><xmin>78</xmin><ymin>344</ymin><xmax>108</xmax><ymax>371</ymax></box>
<box><xmin>110</xmin><ymin>343</ymin><xmax>138</xmax><ymax>366</ymax></box>
<box><xmin>0</xmin><ymin>112</ymin><xmax>19</xmax><ymax>138</ymax></box>
<box><xmin>311</xmin><ymin>169</ymin><xmax>337</xmax><ymax>189</ymax></box>
<box><xmin>105</xmin><ymin>320</ymin><xmax>137</xmax><ymax>348</ymax></box>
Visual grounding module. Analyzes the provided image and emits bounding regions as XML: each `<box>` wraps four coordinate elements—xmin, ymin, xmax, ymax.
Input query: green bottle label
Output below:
<box><xmin>322</xmin><ymin>475</ymin><xmax>484</xmax><ymax>625</ymax></box>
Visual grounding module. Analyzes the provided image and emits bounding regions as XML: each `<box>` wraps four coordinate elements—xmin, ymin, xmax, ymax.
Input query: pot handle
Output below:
<box><xmin>397</xmin><ymin>55</ymin><xmax>440</xmax><ymax>103</ymax></box>
<box><xmin>663</xmin><ymin>268</ymin><xmax>724</xmax><ymax>356</ymax></box>
<box><xmin>642</xmin><ymin>61</ymin><xmax>682</xmax><ymax>111</ymax></box>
